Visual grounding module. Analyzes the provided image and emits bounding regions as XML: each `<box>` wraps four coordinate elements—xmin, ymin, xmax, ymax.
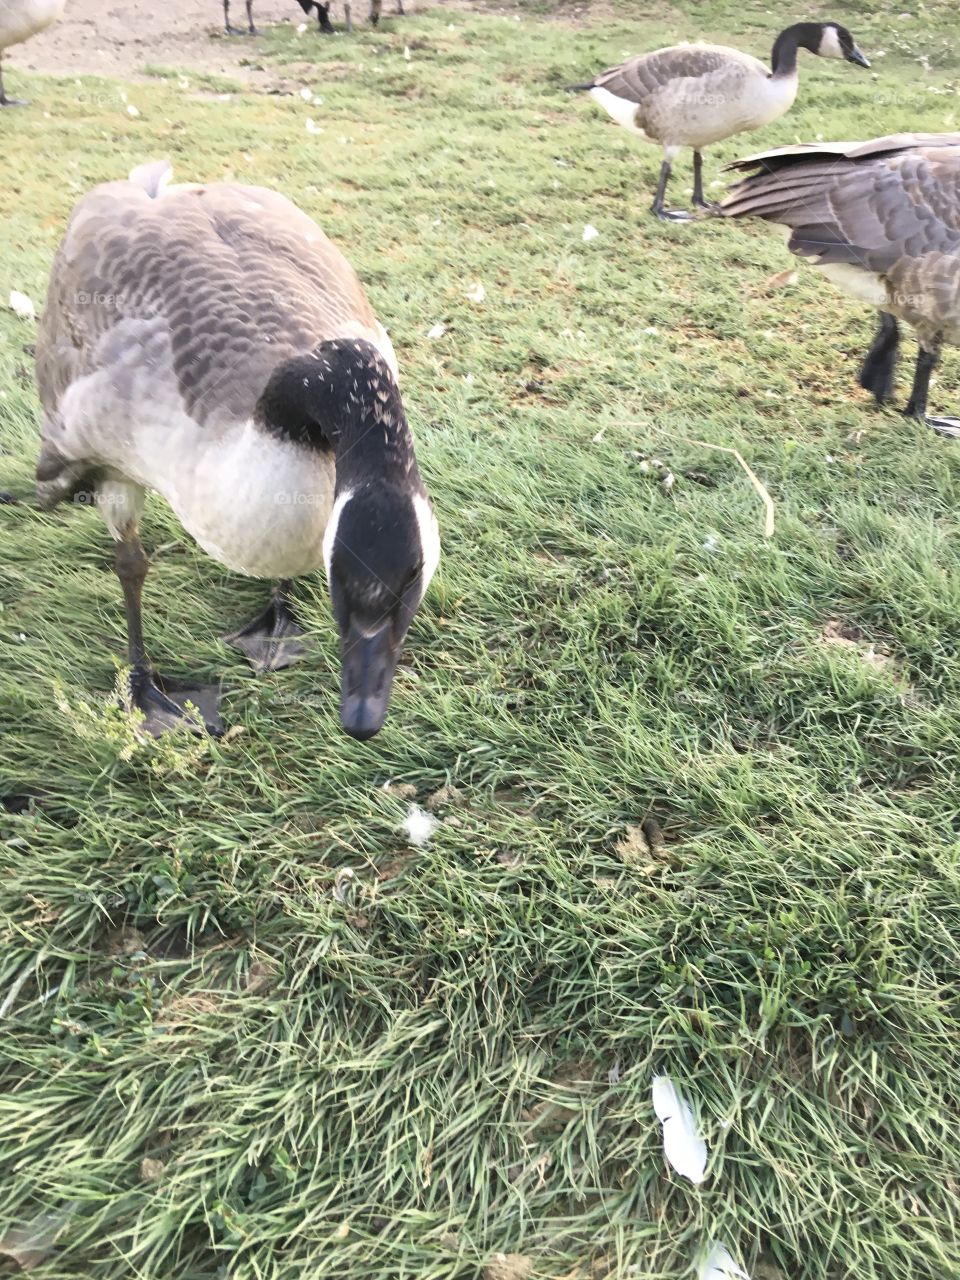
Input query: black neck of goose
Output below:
<box><xmin>256</xmin><ymin>340</ymin><xmax>419</xmax><ymax>493</ymax></box>
<box><xmin>770</xmin><ymin>22</ymin><xmax>821</xmax><ymax>76</ymax></box>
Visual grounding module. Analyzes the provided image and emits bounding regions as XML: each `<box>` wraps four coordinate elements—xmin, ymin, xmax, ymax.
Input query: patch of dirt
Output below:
<box><xmin>820</xmin><ymin>618</ymin><xmax>893</xmax><ymax>673</ymax></box>
<box><xmin>12</xmin><ymin>0</ymin><xmax>420</xmax><ymax>82</ymax></box>
<box><xmin>14</xmin><ymin>0</ymin><xmax>599</xmax><ymax>84</ymax></box>
<box><xmin>484</xmin><ymin>1254</ymin><xmax>534</xmax><ymax>1280</ymax></box>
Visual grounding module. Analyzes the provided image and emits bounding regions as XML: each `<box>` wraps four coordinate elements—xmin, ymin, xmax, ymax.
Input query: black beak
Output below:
<box><xmin>339</xmin><ymin>619</ymin><xmax>400</xmax><ymax>741</ymax></box>
<box><xmin>846</xmin><ymin>45</ymin><xmax>870</xmax><ymax>68</ymax></box>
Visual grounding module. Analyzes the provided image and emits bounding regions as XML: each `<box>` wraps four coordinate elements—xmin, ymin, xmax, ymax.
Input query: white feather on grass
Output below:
<box><xmin>8</xmin><ymin>291</ymin><xmax>35</xmax><ymax>321</ymax></box>
<box><xmin>651</xmin><ymin>1075</ymin><xmax>707</xmax><ymax>1183</ymax></box>
<box><xmin>400</xmin><ymin>804</ymin><xmax>439</xmax><ymax>848</ymax></box>
<box><xmin>699</xmin><ymin>1242</ymin><xmax>750</xmax><ymax>1280</ymax></box>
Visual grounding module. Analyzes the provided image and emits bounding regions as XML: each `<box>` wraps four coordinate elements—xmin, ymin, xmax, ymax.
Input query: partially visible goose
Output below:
<box><xmin>296</xmin><ymin>0</ymin><xmax>403</xmax><ymax>33</ymax></box>
<box><xmin>36</xmin><ymin>161</ymin><xmax>440</xmax><ymax>740</ymax></box>
<box><xmin>722</xmin><ymin>133</ymin><xmax>960</xmax><ymax>437</ymax></box>
<box><xmin>0</xmin><ymin>0</ymin><xmax>66</xmax><ymax>106</ymax></box>
<box><xmin>569</xmin><ymin>21</ymin><xmax>869</xmax><ymax>221</ymax></box>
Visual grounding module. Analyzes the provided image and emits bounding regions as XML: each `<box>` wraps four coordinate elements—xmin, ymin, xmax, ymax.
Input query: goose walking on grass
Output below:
<box><xmin>0</xmin><ymin>0</ymin><xmax>66</xmax><ymax>106</ymax></box>
<box><xmin>569</xmin><ymin>21</ymin><xmax>869</xmax><ymax>222</ymax></box>
<box><xmin>722</xmin><ymin>133</ymin><xmax>960</xmax><ymax>437</ymax></box>
<box><xmin>35</xmin><ymin>161</ymin><xmax>440</xmax><ymax>740</ymax></box>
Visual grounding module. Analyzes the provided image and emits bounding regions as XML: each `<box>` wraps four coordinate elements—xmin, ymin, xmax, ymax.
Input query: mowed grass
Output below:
<box><xmin>2</xmin><ymin>1</ymin><xmax>960</xmax><ymax>1276</ymax></box>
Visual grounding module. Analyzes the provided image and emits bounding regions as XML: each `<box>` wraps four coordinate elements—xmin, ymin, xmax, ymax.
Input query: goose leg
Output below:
<box><xmin>370</xmin><ymin>0</ymin><xmax>382</xmax><ymax>24</ymax></box>
<box><xmin>344</xmin><ymin>1</ymin><xmax>354</xmax><ymax>32</ymax></box>
<box><xmin>246</xmin><ymin>0</ymin><xmax>258</xmax><ymax>34</ymax></box>
<box><xmin>396</xmin><ymin>0</ymin><xmax>404</xmax><ymax>12</ymax></box>
<box><xmin>0</xmin><ymin>54</ymin><xmax>28</xmax><ymax>107</ymax></box>
<box><xmin>651</xmin><ymin>155</ymin><xmax>691</xmax><ymax>223</ymax></box>
<box><xmin>859</xmin><ymin>313</ymin><xmax>900</xmax><ymax>404</ymax></box>
<box><xmin>903</xmin><ymin>341</ymin><xmax>960</xmax><ymax>439</ymax></box>
<box><xmin>315</xmin><ymin>2</ymin><xmax>335</xmax><ymax>32</ymax></box>
<box><xmin>223</xmin><ymin>579</ymin><xmax>311</xmax><ymax>672</ymax></box>
<box><xmin>223</xmin><ymin>0</ymin><xmax>244</xmax><ymax>34</ymax></box>
<box><xmin>115</xmin><ymin>533</ymin><xmax>224</xmax><ymax>737</ymax></box>
<box><xmin>691</xmin><ymin>151</ymin><xmax>719</xmax><ymax>213</ymax></box>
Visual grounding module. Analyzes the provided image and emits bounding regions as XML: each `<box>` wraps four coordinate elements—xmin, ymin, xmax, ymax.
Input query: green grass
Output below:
<box><xmin>2</xmin><ymin>2</ymin><xmax>960</xmax><ymax>1276</ymax></box>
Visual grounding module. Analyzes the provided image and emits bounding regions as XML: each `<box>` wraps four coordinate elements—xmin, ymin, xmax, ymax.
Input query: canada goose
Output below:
<box><xmin>722</xmin><ymin>133</ymin><xmax>960</xmax><ymax>438</ymax></box>
<box><xmin>0</xmin><ymin>0</ymin><xmax>65</xmax><ymax>106</ymax></box>
<box><xmin>569</xmin><ymin>21</ymin><xmax>869</xmax><ymax>221</ymax></box>
<box><xmin>35</xmin><ymin>161</ymin><xmax>440</xmax><ymax>740</ymax></box>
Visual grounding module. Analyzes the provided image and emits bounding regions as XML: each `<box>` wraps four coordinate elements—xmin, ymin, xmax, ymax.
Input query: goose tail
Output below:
<box><xmin>128</xmin><ymin>160</ymin><xmax>173</xmax><ymax>198</ymax></box>
<box><xmin>566</xmin><ymin>80</ymin><xmax>596</xmax><ymax>92</ymax></box>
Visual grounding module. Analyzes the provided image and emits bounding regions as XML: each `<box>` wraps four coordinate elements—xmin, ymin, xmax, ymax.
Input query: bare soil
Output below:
<box><xmin>9</xmin><ymin>0</ymin><xmax>405</xmax><ymax>81</ymax></box>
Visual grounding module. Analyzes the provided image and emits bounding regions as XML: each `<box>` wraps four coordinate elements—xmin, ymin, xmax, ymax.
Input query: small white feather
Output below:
<box><xmin>465</xmin><ymin>281</ymin><xmax>486</xmax><ymax>303</ymax></box>
<box><xmin>8</xmin><ymin>291</ymin><xmax>35</xmax><ymax>320</ymax></box>
<box><xmin>699</xmin><ymin>1242</ymin><xmax>750</xmax><ymax>1280</ymax></box>
<box><xmin>427</xmin><ymin>322</ymin><xmax>446</xmax><ymax>339</ymax></box>
<box><xmin>651</xmin><ymin>1075</ymin><xmax>707</xmax><ymax>1183</ymax></box>
<box><xmin>400</xmin><ymin>804</ymin><xmax>439</xmax><ymax>848</ymax></box>
<box><xmin>582</xmin><ymin>223</ymin><xmax>600</xmax><ymax>242</ymax></box>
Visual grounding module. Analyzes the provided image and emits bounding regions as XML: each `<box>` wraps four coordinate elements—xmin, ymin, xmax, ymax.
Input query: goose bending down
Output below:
<box><xmin>568</xmin><ymin>22</ymin><xmax>868</xmax><ymax>221</ymax></box>
<box><xmin>35</xmin><ymin>162</ymin><xmax>440</xmax><ymax>740</ymax></box>
<box><xmin>722</xmin><ymin>134</ymin><xmax>960</xmax><ymax>438</ymax></box>
<box><xmin>0</xmin><ymin>0</ymin><xmax>66</xmax><ymax>106</ymax></box>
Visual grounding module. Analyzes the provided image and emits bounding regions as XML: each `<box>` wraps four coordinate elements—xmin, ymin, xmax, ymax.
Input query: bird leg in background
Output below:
<box><xmin>0</xmin><ymin>54</ymin><xmax>27</xmax><ymax>107</ymax></box>
<box><xmin>246</xmin><ymin>0</ymin><xmax>258</xmax><ymax>34</ymax></box>
<box><xmin>344</xmin><ymin>1</ymin><xmax>353</xmax><ymax>32</ymax></box>
<box><xmin>370</xmin><ymin>0</ymin><xmax>382</xmax><ymax>23</ymax></box>
<box><xmin>312</xmin><ymin>2</ymin><xmax>335</xmax><ymax>32</ymax></box>
<box><xmin>692</xmin><ymin>151</ymin><xmax>719</xmax><ymax>213</ymax></box>
<box><xmin>223</xmin><ymin>579</ymin><xmax>312</xmax><ymax>672</ymax></box>
<box><xmin>114</xmin><ymin>532</ymin><xmax>224</xmax><ymax>736</ymax></box>
<box><xmin>903</xmin><ymin>340</ymin><xmax>960</xmax><ymax>438</ymax></box>
<box><xmin>651</xmin><ymin>158</ymin><xmax>691</xmax><ymax>222</ymax></box>
<box><xmin>859</xmin><ymin>313</ymin><xmax>900</xmax><ymax>404</ymax></box>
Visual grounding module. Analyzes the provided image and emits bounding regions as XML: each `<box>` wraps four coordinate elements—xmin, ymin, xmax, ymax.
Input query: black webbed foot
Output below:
<box><xmin>123</xmin><ymin>667</ymin><xmax>224</xmax><ymax>737</ymax></box>
<box><xmin>223</xmin><ymin>586</ymin><xmax>312</xmax><ymax>673</ymax></box>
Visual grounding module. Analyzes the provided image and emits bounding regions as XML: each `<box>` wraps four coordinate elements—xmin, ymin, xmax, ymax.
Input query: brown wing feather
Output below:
<box><xmin>36</xmin><ymin>179</ymin><xmax>379</xmax><ymax>429</ymax></box>
<box><xmin>722</xmin><ymin>137</ymin><xmax>960</xmax><ymax>276</ymax></box>
<box><xmin>593</xmin><ymin>44</ymin><xmax>758</xmax><ymax>104</ymax></box>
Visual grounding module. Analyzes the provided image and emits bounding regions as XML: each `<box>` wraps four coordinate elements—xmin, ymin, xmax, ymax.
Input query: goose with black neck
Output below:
<box><xmin>569</xmin><ymin>20</ymin><xmax>869</xmax><ymax>221</ymax></box>
<box><xmin>35</xmin><ymin>162</ymin><xmax>439</xmax><ymax>742</ymax></box>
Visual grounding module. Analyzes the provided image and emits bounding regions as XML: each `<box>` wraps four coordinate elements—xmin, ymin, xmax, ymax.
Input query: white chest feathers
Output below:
<box><xmin>0</xmin><ymin>0</ymin><xmax>65</xmax><ymax>48</ymax></box>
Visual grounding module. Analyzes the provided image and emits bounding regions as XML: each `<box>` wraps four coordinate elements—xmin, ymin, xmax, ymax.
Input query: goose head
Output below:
<box><xmin>809</xmin><ymin>22</ymin><xmax>870</xmax><ymax>67</ymax></box>
<box><xmin>259</xmin><ymin>337</ymin><xmax>438</xmax><ymax>739</ymax></box>
<box><xmin>324</xmin><ymin>479</ymin><xmax>438</xmax><ymax>739</ymax></box>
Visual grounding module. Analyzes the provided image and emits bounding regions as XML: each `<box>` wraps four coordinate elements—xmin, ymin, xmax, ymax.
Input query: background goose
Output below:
<box><xmin>35</xmin><ymin>160</ymin><xmax>440</xmax><ymax>740</ymax></box>
<box><xmin>722</xmin><ymin>133</ymin><xmax>960</xmax><ymax>438</ymax></box>
<box><xmin>569</xmin><ymin>21</ymin><xmax>869</xmax><ymax>221</ymax></box>
<box><xmin>0</xmin><ymin>0</ymin><xmax>65</xmax><ymax>106</ymax></box>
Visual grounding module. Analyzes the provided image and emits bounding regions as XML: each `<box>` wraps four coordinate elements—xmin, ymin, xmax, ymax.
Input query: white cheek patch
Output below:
<box><xmin>413</xmin><ymin>493</ymin><xmax>441</xmax><ymax>598</ymax></box>
<box><xmin>817</xmin><ymin>26</ymin><xmax>844</xmax><ymax>59</ymax></box>
<box><xmin>323</xmin><ymin>488</ymin><xmax>354</xmax><ymax>583</ymax></box>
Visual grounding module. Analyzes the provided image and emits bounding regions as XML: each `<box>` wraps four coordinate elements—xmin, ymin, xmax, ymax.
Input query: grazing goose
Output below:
<box><xmin>0</xmin><ymin>0</ymin><xmax>66</xmax><ymax>106</ymax></box>
<box><xmin>35</xmin><ymin>161</ymin><xmax>440</xmax><ymax>740</ymax></box>
<box><xmin>722</xmin><ymin>134</ymin><xmax>960</xmax><ymax>438</ymax></box>
<box><xmin>569</xmin><ymin>21</ymin><xmax>869</xmax><ymax>221</ymax></box>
